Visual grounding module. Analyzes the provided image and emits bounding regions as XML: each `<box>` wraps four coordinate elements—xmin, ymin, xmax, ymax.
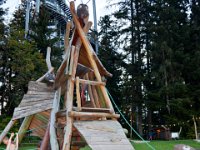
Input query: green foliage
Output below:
<box><xmin>99</xmin><ymin>0</ymin><xmax>200</xmax><ymax>138</ymax></box>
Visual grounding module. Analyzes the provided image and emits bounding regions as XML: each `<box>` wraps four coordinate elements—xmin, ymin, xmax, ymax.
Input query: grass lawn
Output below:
<box><xmin>0</xmin><ymin>140</ymin><xmax>199</xmax><ymax>150</ymax></box>
<box><xmin>81</xmin><ymin>140</ymin><xmax>200</xmax><ymax>150</ymax></box>
<box><xmin>132</xmin><ymin>140</ymin><xmax>200</xmax><ymax>150</ymax></box>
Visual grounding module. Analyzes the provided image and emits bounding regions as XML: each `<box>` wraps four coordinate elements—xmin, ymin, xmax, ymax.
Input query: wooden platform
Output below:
<box><xmin>74</xmin><ymin>120</ymin><xmax>134</xmax><ymax>150</ymax></box>
<box><xmin>12</xmin><ymin>81</ymin><xmax>55</xmax><ymax>120</ymax></box>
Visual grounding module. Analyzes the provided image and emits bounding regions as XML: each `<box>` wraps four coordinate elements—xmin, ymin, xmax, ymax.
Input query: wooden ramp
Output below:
<box><xmin>12</xmin><ymin>81</ymin><xmax>55</xmax><ymax>120</ymax></box>
<box><xmin>74</xmin><ymin>120</ymin><xmax>134</xmax><ymax>150</ymax></box>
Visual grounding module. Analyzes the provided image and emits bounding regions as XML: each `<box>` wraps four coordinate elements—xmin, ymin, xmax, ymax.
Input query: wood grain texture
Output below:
<box><xmin>74</xmin><ymin>120</ymin><xmax>134</xmax><ymax>150</ymax></box>
<box><xmin>12</xmin><ymin>81</ymin><xmax>55</xmax><ymax>119</ymax></box>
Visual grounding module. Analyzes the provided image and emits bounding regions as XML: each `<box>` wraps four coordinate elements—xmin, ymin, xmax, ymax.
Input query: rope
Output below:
<box><xmin>106</xmin><ymin>89</ymin><xmax>156</xmax><ymax>150</ymax></box>
<box><xmin>0</xmin><ymin>124</ymin><xmax>47</xmax><ymax>136</ymax></box>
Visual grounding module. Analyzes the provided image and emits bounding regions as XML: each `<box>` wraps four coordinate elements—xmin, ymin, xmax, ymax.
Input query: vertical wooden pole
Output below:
<box><xmin>85</xmin><ymin>74</ymin><xmax>96</xmax><ymax>108</ymax></box>
<box><xmin>193</xmin><ymin>115</ymin><xmax>198</xmax><ymax>140</ymax></box>
<box><xmin>76</xmin><ymin>77</ymin><xmax>82</xmax><ymax>111</ymax></box>
<box><xmin>64</xmin><ymin>22</ymin><xmax>72</xmax><ymax>51</ymax></box>
<box><xmin>50</xmin><ymin>88</ymin><xmax>61</xmax><ymax>150</ymax></box>
<box><xmin>62</xmin><ymin>46</ymin><xmax>76</xmax><ymax>150</ymax></box>
<box><xmin>18</xmin><ymin>116</ymin><xmax>34</xmax><ymax>144</ymax></box>
<box><xmin>0</xmin><ymin>120</ymin><xmax>16</xmax><ymax>144</ymax></box>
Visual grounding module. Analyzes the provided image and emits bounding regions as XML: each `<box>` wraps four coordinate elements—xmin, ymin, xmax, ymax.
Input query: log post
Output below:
<box><xmin>64</xmin><ymin>22</ymin><xmax>72</xmax><ymax>51</ymax></box>
<box><xmin>40</xmin><ymin>123</ymin><xmax>50</xmax><ymax>150</ymax></box>
<box><xmin>18</xmin><ymin>116</ymin><xmax>34</xmax><ymax>144</ymax></box>
<box><xmin>76</xmin><ymin>77</ymin><xmax>82</xmax><ymax>111</ymax></box>
<box><xmin>50</xmin><ymin>88</ymin><xmax>61</xmax><ymax>150</ymax></box>
<box><xmin>193</xmin><ymin>115</ymin><xmax>198</xmax><ymax>140</ymax></box>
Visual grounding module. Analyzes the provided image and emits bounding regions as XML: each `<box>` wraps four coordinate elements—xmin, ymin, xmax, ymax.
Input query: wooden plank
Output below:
<box><xmin>74</xmin><ymin>120</ymin><xmax>134</xmax><ymax>150</ymax></box>
<box><xmin>22</xmin><ymin>94</ymin><xmax>54</xmax><ymax>101</ymax></box>
<box><xmin>13</xmin><ymin>105</ymin><xmax>52</xmax><ymax>120</ymax></box>
<box><xmin>27</xmin><ymin>90</ymin><xmax>54</xmax><ymax>95</ymax></box>
<box><xmin>28</xmin><ymin>81</ymin><xmax>54</xmax><ymax>92</ymax></box>
<box><xmin>69</xmin><ymin>111</ymin><xmax>120</xmax><ymax>119</ymax></box>
<box><xmin>74</xmin><ymin>107</ymin><xmax>110</xmax><ymax>113</ymax></box>
<box><xmin>76</xmin><ymin>77</ymin><xmax>82</xmax><ymax>111</ymax></box>
<box><xmin>15</xmin><ymin>102</ymin><xmax>53</xmax><ymax>111</ymax></box>
<box><xmin>50</xmin><ymin>88</ymin><xmax>61</xmax><ymax>150</ymax></box>
<box><xmin>69</xmin><ymin>46</ymin><xmax>75</xmax><ymax>75</ymax></box>
<box><xmin>18</xmin><ymin>115</ymin><xmax>34</xmax><ymax>144</ymax></box>
<box><xmin>19</xmin><ymin>99</ymin><xmax>53</xmax><ymax>107</ymax></box>
<box><xmin>0</xmin><ymin>120</ymin><xmax>16</xmax><ymax>144</ymax></box>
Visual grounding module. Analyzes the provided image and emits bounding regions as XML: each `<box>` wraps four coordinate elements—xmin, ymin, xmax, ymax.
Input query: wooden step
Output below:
<box><xmin>73</xmin><ymin>107</ymin><xmax>111</xmax><ymax>113</ymax></box>
<box><xmin>68</xmin><ymin>111</ymin><xmax>120</xmax><ymax>119</ymax></box>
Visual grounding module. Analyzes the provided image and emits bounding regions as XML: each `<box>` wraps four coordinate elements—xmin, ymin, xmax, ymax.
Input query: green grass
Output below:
<box><xmin>132</xmin><ymin>140</ymin><xmax>200</xmax><ymax>150</ymax></box>
<box><xmin>80</xmin><ymin>140</ymin><xmax>200</xmax><ymax>150</ymax></box>
<box><xmin>0</xmin><ymin>140</ymin><xmax>199</xmax><ymax>150</ymax></box>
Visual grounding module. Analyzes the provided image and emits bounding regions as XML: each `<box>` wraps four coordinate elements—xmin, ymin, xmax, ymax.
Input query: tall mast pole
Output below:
<box><xmin>92</xmin><ymin>0</ymin><xmax>98</xmax><ymax>54</ymax></box>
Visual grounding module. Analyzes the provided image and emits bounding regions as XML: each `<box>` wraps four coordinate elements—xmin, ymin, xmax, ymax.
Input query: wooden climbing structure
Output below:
<box><xmin>0</xmin><ymin>1</ymin><xmax>134</xmax><ymax>150</ymax></box>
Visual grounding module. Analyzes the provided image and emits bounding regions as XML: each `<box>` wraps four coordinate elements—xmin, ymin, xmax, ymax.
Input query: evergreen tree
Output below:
<box><xmin>0</xmin><ymin>4</ymin><xmax>45</xmax><ymax>115</ymax></box>
<box><xmin>98</xmin><ymin>15</ymin><xmax>123</xmax><ymax>106</ymax></box>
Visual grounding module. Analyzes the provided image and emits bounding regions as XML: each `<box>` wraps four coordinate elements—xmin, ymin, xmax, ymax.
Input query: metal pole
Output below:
<box><xmin>92</xmin><ymin>0</ymin><xmax>98</xmax><ymax>54</ymax></box>
<box><xmin>25</xmin><ymin>0</ymin><xmax>30</xmax><ymax>38</ymax></box>
<box><xmin>36</xmin><ymin>0</ymin><xmax>40</xmax><ymax>14</ymax></box>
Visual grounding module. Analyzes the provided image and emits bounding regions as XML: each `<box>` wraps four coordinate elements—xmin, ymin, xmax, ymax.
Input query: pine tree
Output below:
<box><xmin>98</xmin><ymin>15</ymin><xmax>123</xmax><ymax>106</ymax></box>
<box><xmin>0</xmin><ymin>4</ymin><xmax>46</xmax><ymax>115</ymax></box>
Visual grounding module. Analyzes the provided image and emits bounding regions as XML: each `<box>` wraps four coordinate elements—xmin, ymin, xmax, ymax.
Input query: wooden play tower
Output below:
<box><xmin>0</xmin><ymin>2</ymin><xmax>134</xmax><ymax>150</ymax></box>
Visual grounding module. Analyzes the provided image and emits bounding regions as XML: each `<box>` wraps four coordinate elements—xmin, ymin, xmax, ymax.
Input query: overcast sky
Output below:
<box><xmin>2</xmin><ymin>0</ymin><xmax>115</xmax><ymax>26</ymax></box>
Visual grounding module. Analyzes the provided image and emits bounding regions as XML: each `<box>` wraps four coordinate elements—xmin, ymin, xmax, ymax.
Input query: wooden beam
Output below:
<box><xmin>64</xmin><ymin>22</ymin><xmax>72</xmax><ymax>51</ymax></box>
<box><xmin>62</xmin><ymin>47</ymin><xmax>76</xmax><ymax>150</ymax></box>
<box><xmin>0</xmin><ymin>120</ymin><xmax>16</xmax><ymax>144</ymax></box>
<box><xmin>18</xmin><ymin>115</ymin><xmax>34</xmax><ymax>144</ymax></box>
<box><xmin>69</xmin><ymin>111</ymin><xmax>120</xmax><ymax>119</ymax></box>
<box><xmin>40</xmin><ymin>123</ymin><xmax>50</xmax><ymax>150</ymax></box>
<box><xmin>46</xmin><ymin>47</ymin><xmax>52</xmax><ymax>70</ymax></box>
<box><xmin>69</xmin><ymin>46</ymin><xmax>75</xmax><ymax>75</ymax></box>
<box><xmin>76</xmin><ymin>77</ymin><xmax>82</xmax><ymax>111</ymax></box>
<box><xmin>70</xmin><ymin>1</ymin><xmax>114</xmax><ymax>112</ymax></box>
<box><xmin>50</xmin><ymin>88</ymin><xmax>61</xmax><ymax>150</ymax></box>
<box><xmin>74</xmin><ymin>107</ymin><xmax>111</xmax><ymax>113</ymax></box>
<box><xmin>78</xmin><ymin>79</ymin><xmax>106</xmax><ymax>86</ymax></box>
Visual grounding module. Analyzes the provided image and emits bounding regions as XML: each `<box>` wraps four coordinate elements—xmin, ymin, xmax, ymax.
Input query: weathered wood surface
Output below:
<box><xmin>18</xmin><ymin>115</ymin><xmax>34</xmax><ymax>143</ymax></box>
<box><xmin>50</xmin><ymin>88</ymin><xmax>61</xmax><ymax>150</ymax></box>
<box><xmin>28</xmin><ymin>81</ymin><xmax>54</xmax><ymax>92</ymax></box>
<box><xmin>12</xmin><ymin>81</ymin><xmax>55</xmax><ymax>119</ymax></box>
<box><xmin>74</xmin><ymin>120</ymin><xmax>134</xmax><ymax>150</ymax></box>
<box><xmin>78</xmin><ymin>78</ymin><xmax>106</xmax><ymax>86</ymax></box>
<box><xmin>69</xmin><ymin>111</ymin><xmax>120</xmax><ymax>119</ymax></box>
<box><xmin>74</xmin><ymin>107</ymin><xmax>111</xmax><ymax>113</ymax></box>
<box><xmin>76</xmin><ymin>77</ymin><xmax>82</xmax><ymax>111</ymax></box>
<box><xmin>29</xmin><ymin>111</ymin><xmax>50</xmax><ymax>138</ymax></box>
